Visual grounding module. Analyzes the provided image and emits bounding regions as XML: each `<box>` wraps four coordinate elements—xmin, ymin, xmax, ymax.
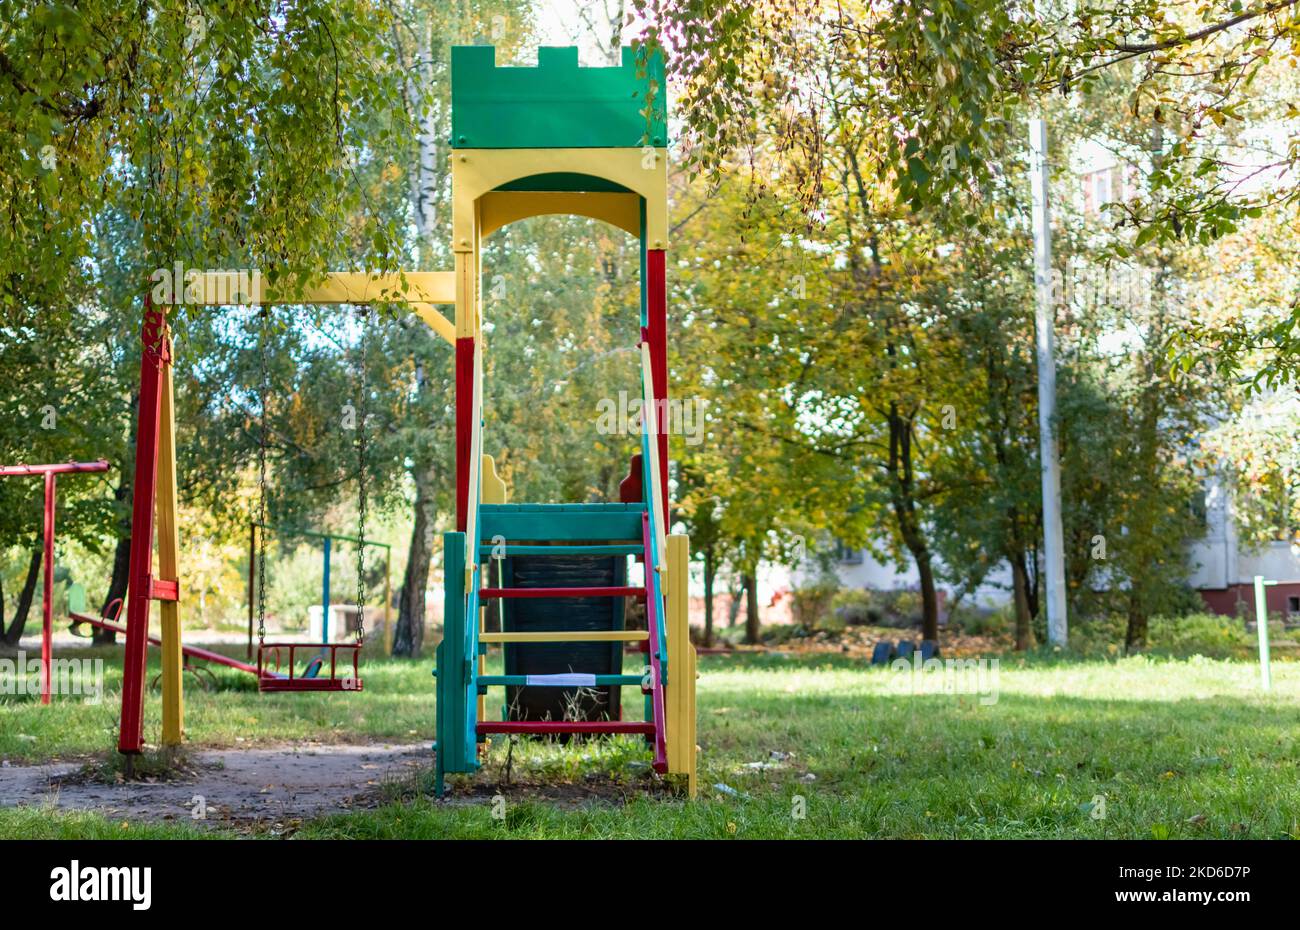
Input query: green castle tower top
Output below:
<box><xmin>451</xmin><ymin>45</ymin><xmax>667</xmax><ymax>150</ymax></box>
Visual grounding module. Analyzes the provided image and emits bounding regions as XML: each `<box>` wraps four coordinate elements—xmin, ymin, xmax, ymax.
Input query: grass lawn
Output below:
<box><xmin>2</xmin><ymin>642</ymin><xmax>1298</xmax><ymax>839</ymax></box>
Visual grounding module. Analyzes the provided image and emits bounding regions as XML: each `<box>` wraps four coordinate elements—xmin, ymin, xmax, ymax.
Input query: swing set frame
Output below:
<box><xmin>117</xmin><ymin>273</ymin><xmax>455</xmax><ymax>756</ymax></box>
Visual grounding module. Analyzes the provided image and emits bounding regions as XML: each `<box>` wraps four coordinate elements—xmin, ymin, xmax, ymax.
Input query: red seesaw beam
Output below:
<box><xmin>0</xmin><ymin>460</ymin><xmax>111</xmax><ymax>704</ymax></box>
<box><xmin>70</xmin><ymin>612</ymin><xmax>265</xmax><ymax>678</ymax></box>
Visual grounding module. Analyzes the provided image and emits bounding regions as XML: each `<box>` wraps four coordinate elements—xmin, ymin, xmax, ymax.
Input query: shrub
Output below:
<box><xmin>831</xmin><ymin>588</ymin><xmax>878</xmax><ymax>626</ymax></box>
<box><xmin>955</xmin><ymin>605</ymin><xmax>1011</xmax><ymax>637</ymax></box>
<box><xmin>791</xmin><ymin>577</ymin><xmax>839</xmax><ymax>630</ymax></box>
<box><xmin>1070</xmin><ymin>611</ymin><xmax>1257</xmax><ymax>658</ymax></box>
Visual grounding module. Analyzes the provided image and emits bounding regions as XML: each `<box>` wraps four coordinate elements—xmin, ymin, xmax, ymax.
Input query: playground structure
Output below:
<box><xmin>102</xmin><ymin>43</ymin><xmax>695</xmax><ymax>794</ymax></box>
<box><xmin>0</xmin><ymin>460</ymin><xmax>111</xmax><ymax>704</ymax></box>
<box><xmin>431</xmin><ymin>46</ymin><xmax>697</xmax><ymax>797</ymax></box>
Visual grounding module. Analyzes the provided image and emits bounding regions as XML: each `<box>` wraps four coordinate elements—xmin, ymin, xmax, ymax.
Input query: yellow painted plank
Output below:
<box><xmin>156</xmin><ymin>355</ymin><xmax>183</xmax><ymax>748</ymax></box>
<box><xmin>479</xmin><ymin>630</ymin><xmax>649</xmax><ymax>644</ymax></box>
<box><xmin>665</xmin><ymin>534</ymin><xmax>689</xmax><ymax>776</ymax></box>
<box><xmin>452</xmin><ymin>147</ymin><xmax>668</xmax><ymax>252</ymax></box>
<box><xmin>481</xmin><ymin>454</ymin><xmax>508</xmax><ymax>504</ymax></box>
<box><xmin>479</xmin><ymin>191</ymin><xmax>641</xmax><ymax>238</ymax></box>
<box><xmin>411</xmin><ymin>303</ymin><xmax>455</xmax><ymax>345</ymax></box>
<box><xmin>175</xmin><ymin>271</ymin><xmax>456</xmax><ymax>306</ymax></box>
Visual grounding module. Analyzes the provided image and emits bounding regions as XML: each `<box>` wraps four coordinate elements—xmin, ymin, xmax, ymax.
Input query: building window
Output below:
<box><xmin>836</xmin><ymin>541</ymin><xmax>863</xmax><ymax>565</ymax></box>
<box><xmin>1288</xmin><ymin>596</ymin><xmax>1299</xmax><ymax>618</ymax></box>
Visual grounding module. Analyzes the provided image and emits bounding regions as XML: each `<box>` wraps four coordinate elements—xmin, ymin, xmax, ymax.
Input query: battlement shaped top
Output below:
<box><xmin>451</xmin><ymin>45</ymin><xmax>667</xmax><ymax>150</ymax></box>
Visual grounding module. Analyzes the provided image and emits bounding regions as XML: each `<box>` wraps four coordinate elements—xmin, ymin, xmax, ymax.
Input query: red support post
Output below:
<box><xmin>40</xmin><ymin>472</ymin><xmax>55</xmax><ymax>705</ymax></box>
<box><xmin>118</xmin><ymin>297</ymin><xmax>169</xmax><ymax>755</ymax></box>
<box><xmin>454</xmin><ymin>337</ymin><xmax>475</xmax><ymax>532</ymax></box>
<box><xmin>646</xmin><ymin>250</ymin><xmax>669</xmax><ymax>523</ymax></box>
<box><xmin>0</xmin><ymin>461</ymin><xmax>107</xmax><ymax>706</ymax></box>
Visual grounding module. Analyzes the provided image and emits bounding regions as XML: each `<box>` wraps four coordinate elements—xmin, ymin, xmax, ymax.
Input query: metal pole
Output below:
<box><xmin>322</xmin><ymin>535</ymin><xmax>331</xmax><ymax>644</ymax></box>
<box><xmin>383</xmin><ymin>546</ymin><xmax>392</xmax><ymax>655</ymax></box>
<box><xmin>1029</xmin><ymin>117</ymin><xmax>1069</xmax><ymax>648</ymax></box>
<box><xmin>1254</xmin><ymin>575</ymin><xmax>1274</xmax><ymax>691</ymax></box>
<box><xmin>247</xmin><ymin>521</ymin><xmax>255</xmax><ymax>660</ymax></box>
<box><xmin>41</xmin><ymin>472</ymin><xmax>55</xmax><ymax>705</ymax></box>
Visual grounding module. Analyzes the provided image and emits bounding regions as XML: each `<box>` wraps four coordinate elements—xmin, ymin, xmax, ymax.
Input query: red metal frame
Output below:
<box><xmin>71</xmin><ymin>611</ymin><xmax>263</xmax><ymax>677</ymax></box>
<box><xmin>0</xmin><ymin>459</ymin><xmax>111</xmax><ymax>705</ymax></box>
<box><xmin>119</xmin><ymin>296</ymin><xmax>169</xmax><ymax>753</ymax></box>
<box><xmin>256</xmin><ymin>642</ymin><xmax>363</xmax><ymax>693</ymax></box>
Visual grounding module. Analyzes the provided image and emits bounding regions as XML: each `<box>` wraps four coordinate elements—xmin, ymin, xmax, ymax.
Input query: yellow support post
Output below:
<box><xmin>481</xmin><ymin>454</ymin><xmax>508</xmax><ymax>504</ymax></box>
<box><xmin>157</xmin><ymin>350</ymin><xmax>183</xmax><ymax>749</ymax></box>
<box><xmin>665</xmin><ymin>534</ymin><xmax>698</xmax><ymax>797</ymax></box>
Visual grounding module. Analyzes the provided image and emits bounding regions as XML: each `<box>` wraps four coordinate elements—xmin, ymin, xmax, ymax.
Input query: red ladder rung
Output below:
<box><xmin>478</xmin><ymin>721</ymin><xmax>656</xmax><ymax>736</ymax></box>
<box><xmin>479</xmin><ymin>585</ymin><xmax>645</xmax><ymax>600</ymax></box>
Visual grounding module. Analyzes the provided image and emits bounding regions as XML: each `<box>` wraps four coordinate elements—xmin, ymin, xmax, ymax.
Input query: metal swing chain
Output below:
<box><xmin>256</xmin><ymin>308</ymin><xmax>270</xmax><ymax>647</ymax></box>
<box><xmin>354</xmin><ymin>306</ymin><xmax>369</xmax><ymax>646</ymax></box>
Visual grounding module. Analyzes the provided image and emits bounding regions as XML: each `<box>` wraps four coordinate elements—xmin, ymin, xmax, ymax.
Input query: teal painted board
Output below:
<box><xmin>495</xmin><ymin>173</ymin><xmax>632</xmax><ymax>193</ymax></box>
<box><xmin>451</xmin><ymin>45</ymin><xmax>667</xmax><ymax>149</ymax></box>
<box><xmin>479</xmin><ymin>509</ymin><xmax>642</xmax><ymax>542</ymax></box>
<box><xmin>478</xmin><ymin>543</ymin><xmax>644</xmax><ymax>557</ymax></box>
<box><xmin>436</xmin><ymin>532</ymin><xmax>477</xmax><ymax>778</ymax></box>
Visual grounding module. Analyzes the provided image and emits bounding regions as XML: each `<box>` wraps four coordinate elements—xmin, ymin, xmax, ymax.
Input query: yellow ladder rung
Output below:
<box><xmin>479</xmin><ymin>630</ymin><xmax>649</xmax><ymax>644</ymax></box>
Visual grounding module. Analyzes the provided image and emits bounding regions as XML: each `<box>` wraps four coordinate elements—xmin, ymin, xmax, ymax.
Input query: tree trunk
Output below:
<box><xmin>1010</xmin><ymin>553</ymin><xmax>1035</xmax><ymax>651</ymax></box>
<box><xmin>913</xmin><ymin>549</ymin><xmax>940</xmax><ymax>642</ymax></box>
<box><xmin>1125</xmin><ymin>593</ymin><xmax>1148</xmax><ymax>654</ymax></box>
<box><xmin>743</xmin><ymin>571</ymin><xmax>760</xmax><ymax>644</ymax></box>
<box><xmin>94</xmin><ymin>531</ymin><xmax>132</xmax><ymax>644</ymax></box>
<box><xmin>2</xmin><ymin>543</ymin><xmax>43</xmax><ymax>646</ymax></box>
<box><xmin>702</xmin><ymin>545</ymin><xmax>715</xmax><ymax>647</ymax></box>
<box><xmin>393</xmin><ymin>465</ymin><xmax>436</xmax><ymax>657</ymax></box>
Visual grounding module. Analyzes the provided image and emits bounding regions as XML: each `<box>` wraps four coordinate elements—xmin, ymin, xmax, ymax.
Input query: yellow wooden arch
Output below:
<box><xmin>452</xmin><ymin>147</ymin><xmax>668</xmax><ymax>252</ymax></box>
<box><xmin>478</xmin><ymin>191</ymin><xmax>641</xmax><ymax>239</ymax></box>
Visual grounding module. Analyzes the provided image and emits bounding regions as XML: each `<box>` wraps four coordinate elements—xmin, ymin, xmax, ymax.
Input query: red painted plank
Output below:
<box><xmin>478</xmin><ymin>721</ymin><xmax>655</xmax><ymax>736</ymax></box>
<box><xmin>646</xmin><ymin>250</ymin><xmax>669</xmax><ymax>524</ymax></box>
<box><xmin>71</xmin><ymin>612</ymin><xmax>263</xmax><ymax>677</ymax></box>
<box><xmin>149</xmin><ymin>578</ymin><xmax>179</xmax><ymax>601</ymax></box>
<box><xmin>454</xmin><ymin>337</ymin><xmax>474</xmax><ymax>532</ymax></box>
<box><xmin>119</xmin><ymin>298</ymin><xmax>168</xmax><ymax>754</ymax></box>
<box><xmin>479</xmin><ymin>586</ymin><xmax>645</xmax><ymax>600</ymax></box>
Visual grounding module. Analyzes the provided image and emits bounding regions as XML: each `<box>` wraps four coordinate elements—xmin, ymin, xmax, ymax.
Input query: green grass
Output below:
<box><xmin>3</xmin><ymin>642</ymin><xmax>1299</xmax><ymax>838</ymax></box>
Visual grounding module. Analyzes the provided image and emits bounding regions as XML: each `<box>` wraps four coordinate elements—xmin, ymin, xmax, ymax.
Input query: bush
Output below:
<box><xmin>954</xmin><ymin>605</ymin><xmax>1011</xmax><ymax>637</ymax></box>
<box><xmin>791</xmin><ymin>577</ymin><xmax>839</xmax><ymax>630</ymax></box>
<box><xmin>831</xmin><ymin>588</ymin><xmax>879</xmax><ymax>626</ymax></box>
<box><xmin>1070</xmin><ymin>612</ymin><xmax>1257</xmax><ymax>658</ymax></box>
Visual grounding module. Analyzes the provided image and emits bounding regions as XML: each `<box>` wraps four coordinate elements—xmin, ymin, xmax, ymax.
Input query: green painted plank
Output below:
<box><xmin>495</xmin><ymin>173</ymin><xmax>631</xmax><ymax>193</ymax></box>
<box><xmin>477</xmin><ymin>543</ymin><xmax>644</xmax><ymax>557</ymax></box>
<box><xmin>479</xmin><ymin>509</ymin><xmax>642</xmax><ymax>542</ymax></box>
<box><xmin>451</xmin><ymin>45</ymin><xmax>667</xmax><ymax>149</ymax></box>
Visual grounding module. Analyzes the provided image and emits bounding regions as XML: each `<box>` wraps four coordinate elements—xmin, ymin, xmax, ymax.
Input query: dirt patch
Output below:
<box><xmin>0</xmin><ymin>741</ymin><xmax>431</xmax><ymax>829</ymax></box>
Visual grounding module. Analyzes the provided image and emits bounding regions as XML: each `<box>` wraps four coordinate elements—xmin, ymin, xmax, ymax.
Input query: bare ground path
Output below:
<box><xmin>0</xmin><ymin>741</ymin><xmax>430</xmax><ymax>829</ymax></box>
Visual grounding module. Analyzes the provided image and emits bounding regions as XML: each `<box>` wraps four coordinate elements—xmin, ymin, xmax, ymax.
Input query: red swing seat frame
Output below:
<box><xmin>257</xmin><ymin>641</ymin><xmax>363</xmax><ymax>693</ymax></box>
